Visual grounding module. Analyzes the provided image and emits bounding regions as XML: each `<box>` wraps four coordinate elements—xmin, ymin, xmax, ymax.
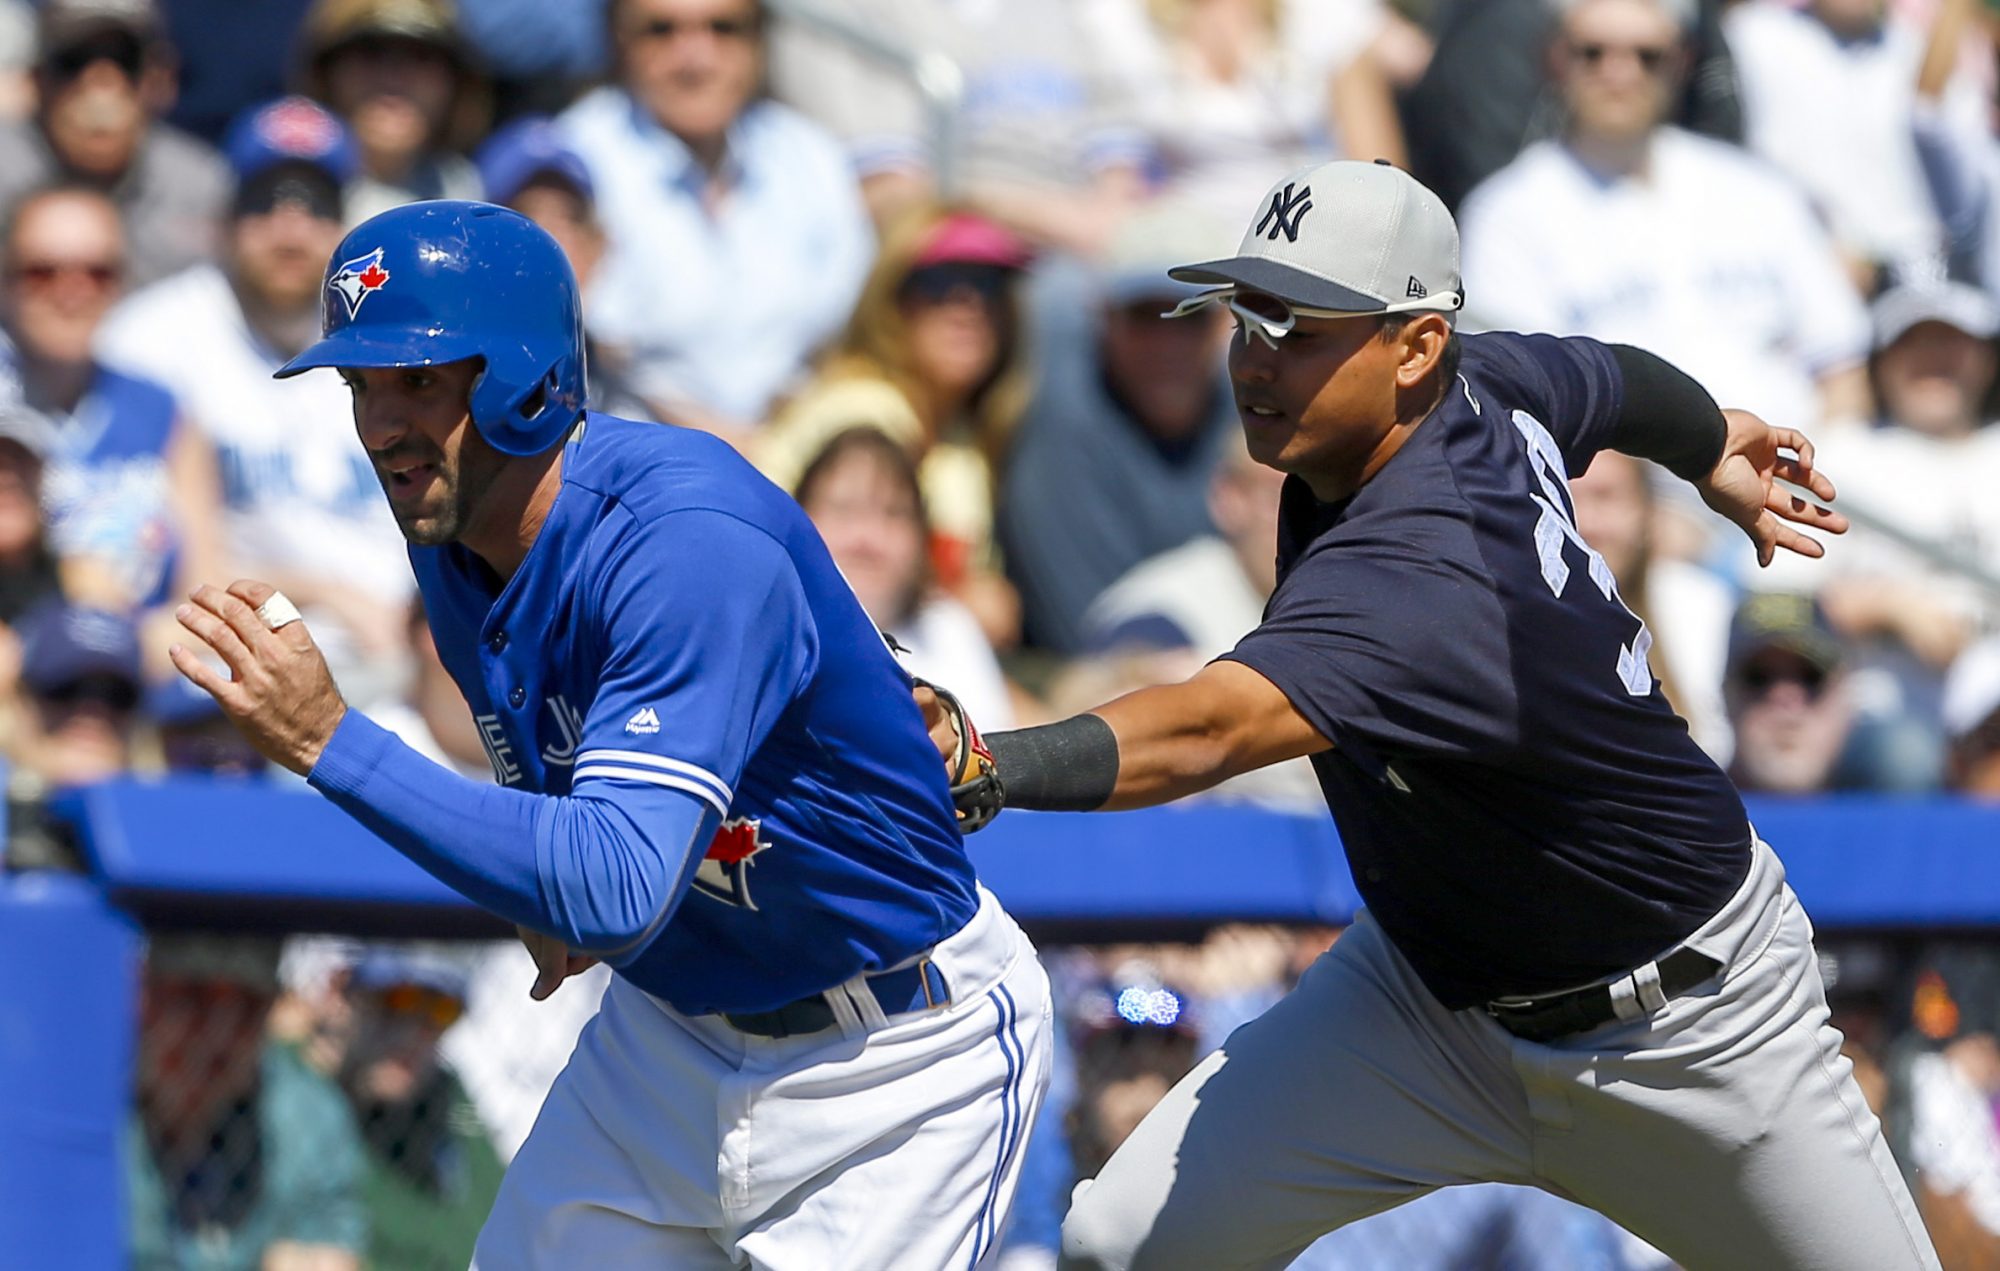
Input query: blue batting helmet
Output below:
<box><xmin>274</xmin><ymin>200</ymin><xmax>588</xmax><ymax>456</ymax></box>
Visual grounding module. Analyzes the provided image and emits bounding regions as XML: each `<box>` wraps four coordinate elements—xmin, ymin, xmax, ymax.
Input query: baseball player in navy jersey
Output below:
<box><xmin>168</xmin><ymin>200</ymin><xmax>1051</xmax><ymax>1269</ymax></box>
<box><xmin>932</xmin><ymin>160</ymin><xmax>1941</xmax><ymax>1269</ymax></box>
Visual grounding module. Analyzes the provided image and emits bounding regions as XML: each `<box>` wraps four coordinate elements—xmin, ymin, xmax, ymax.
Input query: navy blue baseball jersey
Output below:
<box><xmin>1223</xmin><ymin>331</ymin><xmax>1752</xmax><ymax>1009</ymax></box>
<box><xmin>309</xmin><ymin>413</ymin><xmax>980</xmax><ymax>1015</ymax></box>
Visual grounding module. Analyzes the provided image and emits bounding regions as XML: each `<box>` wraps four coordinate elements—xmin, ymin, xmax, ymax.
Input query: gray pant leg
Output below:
<box><xmin>1060</xmin><ymin>916</ymin><xmax>1535</xmax><ymax>1271</ymax></box>
<box><xmin>1531</xmin><ymin>873</ymin><xmax>1939</xmax><ymax>1271</ymax></box>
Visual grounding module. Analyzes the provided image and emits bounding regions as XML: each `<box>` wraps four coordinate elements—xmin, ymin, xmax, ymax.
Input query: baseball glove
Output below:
<box><xmin>913</xmin><ymin>677</ymin><xmax>1005</xmax><ymax>832</ymax></box>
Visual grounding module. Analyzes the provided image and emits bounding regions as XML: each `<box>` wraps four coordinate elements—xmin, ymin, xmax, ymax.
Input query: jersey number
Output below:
<box><xmin>1511</xmin><ymin>410</ymin><xmax>1655</xmax><ymax>697</ymax></box>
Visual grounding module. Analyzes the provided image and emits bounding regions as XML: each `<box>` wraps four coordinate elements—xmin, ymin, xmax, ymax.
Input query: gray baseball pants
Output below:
<box><xmin>1061</xmin><ymin>838</ymin><xmax>1940</xmax><ymax>1270</ymax></box>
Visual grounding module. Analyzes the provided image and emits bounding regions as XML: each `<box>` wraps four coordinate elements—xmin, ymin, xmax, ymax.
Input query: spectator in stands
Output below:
<box><xmin>1069</xmin><ymin>434</ymin><xmax>1317</xmax><ymax>809</ymax></box>
<box><xmin>1890</xmin><ymin>944</ymin><xmax>2000</xmax><ymax>1268</ymax></box>
<box><xmin>794</xmin><ymin>427</ymin><xmax>1018</xmax><ymax>729</ymax></box>
<box><xmin>0</xmin><ymin>185</ymin><xmax>222</xmax><ymax>614</ymax></box>
<box><xmin>12</xmin><ymin>602</ymin><xmax>140</xmax><ymax>787</ymax></box>
<box><xmin>762</xmin><ymin>207</ymin><xmax>1031</xmax><ymax>646</ymax></box>
<box><xmin>1079</xmin><ymin>0</ymin><xmax>1413</xmax><ymax>225</ymax></box>
<box><xmin>559</xmin><ymin>0</ymin><xmax>873</xmax><ymax>435</ymax></box>
<box><xmin>474</xmin><ymin>116</ymin><xmax>655</xmax><ymax>421</ymax></box>
<box><xmin>1944</xmin><ymin>637</ymin><xmax>2000</xmax><ymax>797</ymax></box>
<box><xmin>0</xmin><ymin>0</ymin><xmax>230</xmax><ymax>289</ymax></box>
<box><xmin>300</xmin><ymin>0</ymin><xmax>487</xmax><ymax>227</ymax></box>
<box><xmin>999</xmin><ymin>200</ymin><xmax>1237</xmax><ymax>653</ymax></box>
<box><xmin>1568</xmin><ymin>448</ymin><xmax>1734</xmax><ymax>761</ymax></box>
<box><xmin>330</xmin><ymin>947</ymin><xmax>504</xmax><ymax>1271</ymax></box>
<box><xmin>0</xmin><ymin>1</ymin><xmax>33</xmax><ymax>122</ymax></box>
<box><xmin>128</xmin><ymin>933</ymin><xmax>366</xmax><ymax>1271</ymax></box>
<box><xmin>155</xmin><ymin>0</ymin><xmax>316</xmax><ymax>143</ymax></box>
<box><xmin>1809</xmin><ymin>280</ymin><xmax>2000</xmax><ymax>672</ymax></box>
<box><xmin>455</xmin><ymin>0</ymin><xmax>608</xmax><ymax>116</ymax></box>
<box><xmin>1723</xmin><ymin>591</ymin><xmax>1856</xmax><ymax>795</ymax></box>
<box><xmin>1398</xmin><ymin>0</ymin><xmax>1741</xmax><ymax>213</ymax></box>
<box><xmin>0</xmin><ymin>421</ymin><xmax>58</xmax><ymax>623</ymax></box>
<box><xmin>1726</xmin><ymin>0</ymin><xmax>1971</xmax><ymax>291</ymax></box>
<box><xmin>97</xmin><ymin>97</ymin><xmax>415</xmax><ymax>711</ymax></box>
<box><xmin>768</xmin><ymin>0</ymin><xmax>1146</xmax><ymax>254</ymax></box>
<box><xmin>1457</xmin><ymin>0</ymin><xmax>1872</xmax><ymax>434</ymax></box>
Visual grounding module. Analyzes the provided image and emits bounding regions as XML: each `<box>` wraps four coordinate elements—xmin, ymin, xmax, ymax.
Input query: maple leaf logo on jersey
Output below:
<box><xmin>327</xmin><ymin>248</ymin><xmax>391</xmax><ymax>318</ymax></box>
<box><xmin>692</xmin><ymin>817</ymin><xmax>769</xmax><ymax>909</ymax></box>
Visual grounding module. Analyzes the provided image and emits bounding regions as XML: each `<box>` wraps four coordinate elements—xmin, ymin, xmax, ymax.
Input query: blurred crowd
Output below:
<box><xmin>0</xmin><ymin>0</ymin><xmax>1995</xmax><ymax>1264</ymax></box>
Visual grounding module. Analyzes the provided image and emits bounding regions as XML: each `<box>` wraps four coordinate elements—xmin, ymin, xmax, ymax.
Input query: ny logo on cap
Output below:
<box><xmin>1257</xmin><ymin>183</ymin><xmax>1314</xmax><ymax>243</ymax></box>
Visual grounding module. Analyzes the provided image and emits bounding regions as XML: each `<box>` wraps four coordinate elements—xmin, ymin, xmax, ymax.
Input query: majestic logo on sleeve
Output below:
<box><xmin>327</xmin><ymin>247</ymin><xmax>391</xmax><ymax>318</ymax></box>
<box><xmin>693</xmin><ymin>818</ymin><xmax>769</xmax><ymax>910</ymax></box>
<box><xmin>625</xmin><ymin>707</ymin><xmax>661</xmax><ymax>735</ymax></box>
<box><xmin>1257</xmin><ymin>183</ymin><xmax>1314</xmax><ymax>243</ymax></box>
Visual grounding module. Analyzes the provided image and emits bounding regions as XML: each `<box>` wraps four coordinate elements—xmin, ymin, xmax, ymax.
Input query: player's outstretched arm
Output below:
<box><xmin>1695</xmin><ymin>408</ymin><xmax>1850</xmax><ymax>568</ymax></box>
<box><xmin>973</xmin><ymin>660</ymin><xmax>1332</xmax><ymax>815</ymax></box>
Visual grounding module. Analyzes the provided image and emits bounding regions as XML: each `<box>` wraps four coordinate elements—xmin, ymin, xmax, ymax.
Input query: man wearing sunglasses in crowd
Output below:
<box><xmin>928</xmin><ymin>157</ymin><xmax>1942</xmax><ymax>1268</ymax></box>
<box><xmin>330</xmin><ymin>947</ymin><xmax>505</xmax><ymax>1271</ymax></box>
<box><xmin>1456</xmin><ymin>0</ymin><xmax>1871</xmax><ymax>439</ymax></box>
<box><xmin>556</xmin><ymin>0</ymin><xmax>871</xmax><ymax>439</ymax></box>
<box><xmin>1723</xmin><ymin>591</ymin><xmax>1857</xmax><ymax>798</ymax></box>
<box><xmin>0</xmin><ymin>0</ymin><xmax>229</xmax><ymax>289</ymax></box>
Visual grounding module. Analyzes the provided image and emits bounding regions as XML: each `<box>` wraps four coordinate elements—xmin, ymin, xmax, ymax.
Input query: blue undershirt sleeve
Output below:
<box><xmin>309</xmin><ymin>710</ymin><xmax>720</xmax><ymax>960</ymax></box>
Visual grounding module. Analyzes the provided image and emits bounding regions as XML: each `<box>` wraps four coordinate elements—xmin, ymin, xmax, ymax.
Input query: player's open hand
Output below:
<box><xmin>1695</xmin><ymin>410</ymin><xmax>1850</xmax><ymax>568</ymax></box>
<box><xmin>169</xmin><ymin>580</ymin><xmax>347</xmax><ymax>776</ymax></box>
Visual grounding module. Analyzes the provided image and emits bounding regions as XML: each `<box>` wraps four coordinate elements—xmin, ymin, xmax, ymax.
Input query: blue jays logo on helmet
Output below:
<box><xmin>273</xmin><ymin>201</ymin><xmax>588</xmax><ymax>456</ymax></box>
<box><xmin>327</xmin><ymin>247</ymin><xmax>392</xmax><ymax>318</ymax></box>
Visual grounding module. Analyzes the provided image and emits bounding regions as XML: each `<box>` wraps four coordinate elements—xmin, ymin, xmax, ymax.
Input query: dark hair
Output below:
<box><xmin>793</xmin><ymin>427</ymin><xmax>932</xmax><ymax>622</ymax></box>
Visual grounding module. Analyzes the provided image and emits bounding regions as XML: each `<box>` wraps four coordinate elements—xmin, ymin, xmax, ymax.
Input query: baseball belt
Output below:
<box><xmin>1484</xmin><ymin>946</ymin><xmax>1722</xmax><ymax>1043</ymax></box>
<box><xmin>723</xmin><ymin>958</ymin><xmax>952</xmax><ymax>1039</ymax></box>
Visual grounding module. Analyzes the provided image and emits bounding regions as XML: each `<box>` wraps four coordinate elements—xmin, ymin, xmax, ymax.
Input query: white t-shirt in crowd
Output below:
<box><xmin>1765</xmin><ymin>421</ymin><xmax>2000</xmax><ymax>632</ymax></box>
<box><xmin>1078</xmin><ymin>0</ymin><xmax>1385</xmax><ymax>225</ymax></box>
<box><xmin>1458</xmin><ymin>130</ymin><xmax>1871</xmax><ymax>433</ymax></box>
<box><xmin>96</xmin><ymin>264</ymin><xmax>414</xmax><ymax>707</ymax></box>
<box><xmin>1907</xmin><ymin>1048</ymin><xmax>2000</xmax><ymax>1234</ymax></box>
<box><xmin>1726</xmin><ymin>2</ymin><xmax>1979</xmax><ymax>270</ymax></box>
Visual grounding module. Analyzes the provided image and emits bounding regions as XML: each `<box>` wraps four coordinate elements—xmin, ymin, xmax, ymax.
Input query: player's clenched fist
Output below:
<box><xmin>169</xmin><ymin>579</ymin><xmax>348</xmax><ymax>776</ymax></box>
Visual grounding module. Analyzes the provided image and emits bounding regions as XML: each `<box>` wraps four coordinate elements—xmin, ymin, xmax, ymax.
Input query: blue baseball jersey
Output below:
<box><xmin>310</xmin><ymin>413</ymin><xmax>980</xmax><ymax>1015</ymax></box>
<box><xmin>1223</xmin><ymin>331</ymin><xmax>1752</xmax><ymax>1010</ymax></box>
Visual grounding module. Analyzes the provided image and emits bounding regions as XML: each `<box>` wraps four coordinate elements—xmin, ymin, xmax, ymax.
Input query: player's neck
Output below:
<box><xmin>460</xmin><ymin>449</ymin><xmax>565</xmax><ymax>581</ymax></box>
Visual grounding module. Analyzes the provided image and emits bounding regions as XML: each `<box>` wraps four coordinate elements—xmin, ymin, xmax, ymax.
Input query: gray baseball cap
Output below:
<box><xmin>1169</xmin><ymin>160</ymin><xmax>1464</xmax><ymax>319</ymax></box>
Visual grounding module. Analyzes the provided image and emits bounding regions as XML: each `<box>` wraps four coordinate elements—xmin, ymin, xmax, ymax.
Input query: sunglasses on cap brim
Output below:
<box><xmin>1166</xmin><ymin>286</ymin><xmax>1464</xmax><ymax>350</ymax></box>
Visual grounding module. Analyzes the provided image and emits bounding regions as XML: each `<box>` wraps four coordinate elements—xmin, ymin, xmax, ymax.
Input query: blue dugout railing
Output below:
<box><xmin>6</xmin><ymin>779</ymin><xmax>1999</xmax><ymax>1268</ymax></box>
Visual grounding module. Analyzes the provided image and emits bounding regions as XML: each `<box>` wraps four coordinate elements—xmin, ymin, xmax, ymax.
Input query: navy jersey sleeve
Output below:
<box><xmin>1222</xmin><ymin>545</ymin><xmax>1520</xmax><ymax>762</ymax></box>
<box><xmin>1468</xmin><ymin>331</ymin><xmax>1625</xmax><ymax>475</ymax></box>
<box><xmin>310</xmin><ymin>510</ymin><xmax>818</xmax><ymax>959</ymax></box>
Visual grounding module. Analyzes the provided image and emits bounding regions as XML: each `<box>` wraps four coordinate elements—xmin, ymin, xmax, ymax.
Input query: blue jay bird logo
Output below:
<box><xmin>327</xmin><ymin>247</ymin><xmax>392</xmax><ymax>318</ymax></box>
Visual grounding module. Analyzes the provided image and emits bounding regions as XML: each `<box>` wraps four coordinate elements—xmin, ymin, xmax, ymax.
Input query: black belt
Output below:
<box><xmin>723</xmin><ymin>959</ymin><xmax>951</xmax><ymax>1039</ymax></box>
<box><xmin>1484</xmin><ymin>947</ymin><xmax>1722</xmax><ymax>1043</ymax></box>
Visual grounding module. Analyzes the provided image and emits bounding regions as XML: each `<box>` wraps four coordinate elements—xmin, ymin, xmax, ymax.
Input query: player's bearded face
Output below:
<box><xmin>346</xmin><ymin>359</ymin><xmax>498</xmax><ymax>545</ymax></box>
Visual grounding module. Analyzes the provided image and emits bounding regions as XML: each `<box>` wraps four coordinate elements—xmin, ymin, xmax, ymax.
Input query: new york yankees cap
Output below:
<box><xmin>1169</xmin><ymin>159</ymin><xmax>1464</xmax><ymax>319</ymax></box>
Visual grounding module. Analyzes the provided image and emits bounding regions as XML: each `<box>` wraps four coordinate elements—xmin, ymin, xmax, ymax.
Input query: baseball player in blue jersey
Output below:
<box><xmin>934</xmin><ymin>161</ymin><xmax>1941</xmax><ymax>1269</ymax></box>
<box><xmin>169</xmin><ymin>200</ymin><xmax>1052</xmax><ymax>1269</ymax></box>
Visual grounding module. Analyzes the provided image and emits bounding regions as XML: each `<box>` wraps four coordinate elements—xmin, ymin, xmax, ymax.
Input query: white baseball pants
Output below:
<box><xmin>1062</xmin><ymin>838</ymin><xmax>1940</xmax><ymax>1270</ymax></box>
<box><xmin>472</xmin><ymin>886</ymin><xmax>1052</xmax><ymax>1269</ymax></box>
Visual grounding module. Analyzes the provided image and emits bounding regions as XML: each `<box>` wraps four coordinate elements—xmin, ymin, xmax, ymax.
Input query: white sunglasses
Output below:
<box><xmin>1166</xmin><ymin>286</ymin><xmax>1464</xmax><ymax>349</ymax></box>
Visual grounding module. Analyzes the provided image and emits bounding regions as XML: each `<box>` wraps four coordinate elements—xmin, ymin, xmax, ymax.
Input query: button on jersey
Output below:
<box><xmin>1224</xmin><ymin>332</ymin><xmax>1751</xmax><ymax>1009</ymax></box>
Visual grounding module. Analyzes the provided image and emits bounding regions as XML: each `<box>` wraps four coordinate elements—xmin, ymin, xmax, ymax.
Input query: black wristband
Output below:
<box><xmin>985</xmin><ymin>714</ymin><xmax>1119</xmax><ymax>812</ymax></box>
<box><xmin>1606</xmin><ymin>344</ymin><xmax>1728</xmax><ymax>482</ymax></box>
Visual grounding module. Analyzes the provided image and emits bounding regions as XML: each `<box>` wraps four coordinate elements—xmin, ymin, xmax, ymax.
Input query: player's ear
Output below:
<box><xmin>1391</xmin><ymin>314</ymin><xmax>1451</xmax><ymax>390</ymax></box>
